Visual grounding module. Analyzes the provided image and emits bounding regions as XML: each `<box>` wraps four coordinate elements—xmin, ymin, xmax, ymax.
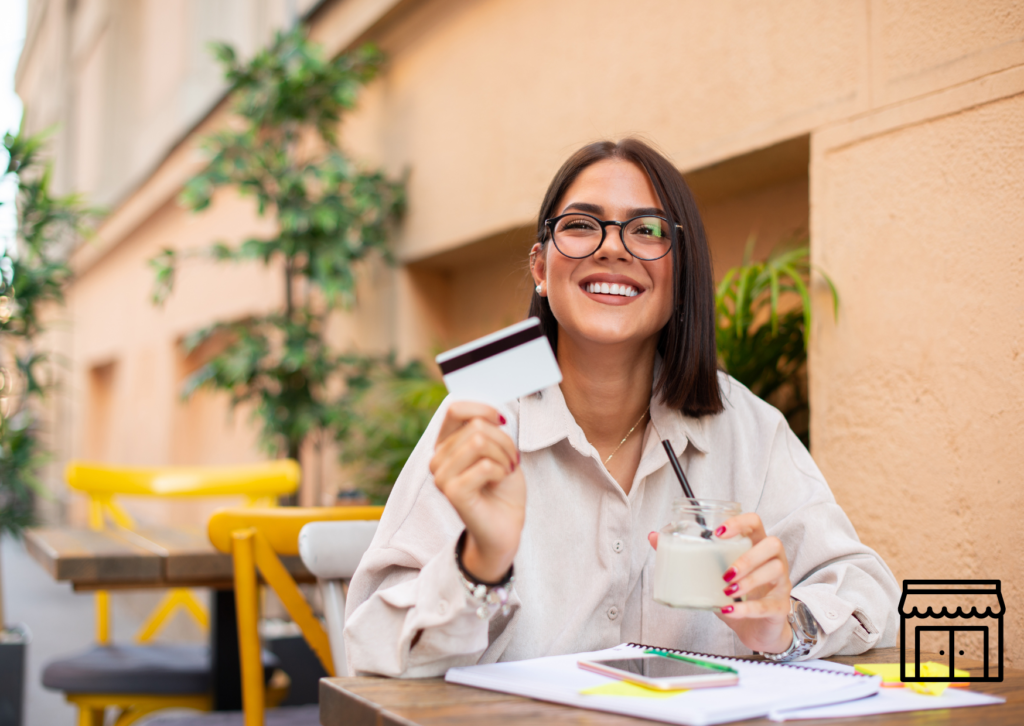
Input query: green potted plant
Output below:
<box><xmin>0</xmin><ymin>127</ymin><xmax>90</xmax><ymax>726</ymax></box>
<box><xmin>151</xmin><ymin>29</ymin><xmax>405</xmax><ymax>491</ymax></box>
<box><xmin>150</xmin><ymin>28</ymin><xmax>404</xmax><ymax>703</ymax></box>
<box><xmin>715</xmin><ymin>237</ymin><xmax>838</xmax><ymax>445</ymax></box>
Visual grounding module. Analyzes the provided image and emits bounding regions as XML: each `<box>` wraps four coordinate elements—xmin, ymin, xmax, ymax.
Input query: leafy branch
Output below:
<box><xmin>716</xmin><ymin>236</ymin><xmax>838</xmax><ymax>442</ymax></box>
<box><xmin>333</xmin><ymin>356</ymin><xmax>447</xmax><ymax>505</ymax></box>
<box><xmin>0</xmin><ymin>128</ymin><xmax>90</xmax><ymax>640</ymax></box>
<box><xmin>151</xmin><ymin>29</ymin><xmax>405</xmax><ymax>467</ymax></box>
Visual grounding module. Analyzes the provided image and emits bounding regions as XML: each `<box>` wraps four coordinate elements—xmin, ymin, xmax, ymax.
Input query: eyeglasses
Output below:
<box><xmin>544</xmin><ymin>213</ymin><xmax>679</xmax><ymax>261</ymax></box>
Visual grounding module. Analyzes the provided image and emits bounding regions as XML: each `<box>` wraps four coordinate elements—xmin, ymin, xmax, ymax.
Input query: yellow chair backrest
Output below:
<box><xmin>67</xmin><ymin>460</ymin><xmax>300</xmax><ymax>501</ymax></box>
<box><xmin>207</xmin><ymin>506</ymin><xmax>384</xmax><ymax>726</ymax></box>
<box><xmin>66</xmin><ymin>460</ymin><xmax>302</xmax><ymax>645</ymax></box>
<box><xmin>207</xmin><ymin>505</ymin><xmax>383</xmax><ymax>556</ymax></box>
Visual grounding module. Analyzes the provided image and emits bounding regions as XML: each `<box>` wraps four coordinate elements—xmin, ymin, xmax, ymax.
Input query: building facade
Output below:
<box><xmin>16</xmin><ymin>0</ymin><xmax>1024</xmax><ymax>663</ymax></box>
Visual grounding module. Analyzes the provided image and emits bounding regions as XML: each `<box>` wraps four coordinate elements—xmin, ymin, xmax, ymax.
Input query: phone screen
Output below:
<box><xmin>594</xmin><ymin>656</ymin><xmax>723</xmax><ymax>679</ymax></box>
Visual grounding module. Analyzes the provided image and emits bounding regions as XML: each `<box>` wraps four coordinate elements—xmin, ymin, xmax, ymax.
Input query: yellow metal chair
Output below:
<box><xmin>43</xmin><ymin>461</ymin><xmax>300</xmax><ymax>726</ymax></box>
<box><xmin>207</xmin><ymin>505</ymin><xmax>384</xmax><ymax>726</ymax></box>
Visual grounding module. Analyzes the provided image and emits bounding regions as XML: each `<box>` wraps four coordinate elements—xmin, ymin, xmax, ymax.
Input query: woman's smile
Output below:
<box><xmin>579</xmin><ymin>273</ymin><xmax>644</xmax><ymax>305</ymax></box>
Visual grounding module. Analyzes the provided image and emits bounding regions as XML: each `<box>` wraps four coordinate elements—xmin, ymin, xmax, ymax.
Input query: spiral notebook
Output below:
<box><xmin>445</xmin><ymin>642</ymin><xmax>881</xmax><ymax>726</ymax></box>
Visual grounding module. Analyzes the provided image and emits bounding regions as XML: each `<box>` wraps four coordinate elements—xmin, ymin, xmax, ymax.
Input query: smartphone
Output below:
<box><xmin>578</xmin><ymin>654</ymin><xmax>739</xmax><ymax>691</ymax></box>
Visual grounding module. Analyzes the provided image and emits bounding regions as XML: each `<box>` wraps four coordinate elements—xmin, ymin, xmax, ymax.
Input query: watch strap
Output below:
<box><xmin>759</xmin><ymin>597</ymin><xmax>819</xmax><ymax>662</ymax></box>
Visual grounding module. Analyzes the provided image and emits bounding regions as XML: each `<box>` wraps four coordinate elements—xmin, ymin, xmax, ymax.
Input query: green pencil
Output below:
<box><xmin>644</xmin><ymin>649</ymin><xmax>739</xmax><ymax>675</ymax></box>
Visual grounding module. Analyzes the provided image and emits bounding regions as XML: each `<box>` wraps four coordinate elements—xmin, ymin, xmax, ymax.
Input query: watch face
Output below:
<box><xmin>792</xmin><ymin>600</ymin><xmax>819</xmax><ymax>641</ymax></box>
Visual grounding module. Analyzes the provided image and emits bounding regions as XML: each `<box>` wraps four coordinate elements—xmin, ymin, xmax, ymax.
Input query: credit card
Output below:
<box><xmin>435</xmin><ymin>318</ymin><xmax>561</xmax><ymax>407</ymax></box>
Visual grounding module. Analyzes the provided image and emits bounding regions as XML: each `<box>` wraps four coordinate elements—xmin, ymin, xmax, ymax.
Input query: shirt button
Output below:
<box><xmin>827</xmin><ymin>610</ymin><xmax>838</xmax><ymax>620</ymax></box>
<box><xmin>607</xmin><ymin>606</ymin><xmax>619</xmax><ymax>620</ymax></box>
<box><xmin>612</xmin><ymin>540</ymin><xmax>624</xmax><ymax>554</ymax></box>
<box><xmin>438</xmin><ymin>600</ymin><xmax>449</xmax><ymax>615</ymax></box>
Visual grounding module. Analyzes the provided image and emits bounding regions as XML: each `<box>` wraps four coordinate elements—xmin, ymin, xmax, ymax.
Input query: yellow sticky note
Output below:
<box><xmin>919</xmin><ymin>662</ymin><xmax>970</xmax><ymax>680</ymax></box>
<box><xmin>854</xmin><ymin>663</ymin><xmax>904</xmax><ymax>684</ymax></box>
<box><xmin>907</xmin><ymin>680</ymin><xmax>952</xmax><ymax>696</ymax></box>
<box><xmin>580</xmin><ymin>680</ymin><xmax>689</xmax><ymax>699</ymax></box>
<box><xmin>854</xmin><ymin>662</ymin><xmax>970</xmax><ymax>696</ymax></box>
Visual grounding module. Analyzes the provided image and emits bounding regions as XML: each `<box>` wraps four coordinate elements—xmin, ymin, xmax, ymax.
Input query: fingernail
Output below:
<box><xmin>724</xmin><ymin>583</ymin><xmax>739</xmax><ymax>596</ymax></box>
<box><xmin>722</xmin><ymin>568</ymin><xmax>736</xmax><ymax>583</ymax></box>
<box><xmin>714</xmin><ymin>526</ymin><xmax>726</xmax><ymax>537</ymax></box>
<box><xmin>498</xmin><ymin>414</ymin><xmax>507</xmax><ymax>425</ymax></box>
<box><xmin>510</xmin><ymin>461</ymin><xmax>516</xmax><ymax>473</ymax></box>
<box><xmin>721</xmin><ymin>606</ymin><xmax>734</xmax><ymax>614</ymax></box>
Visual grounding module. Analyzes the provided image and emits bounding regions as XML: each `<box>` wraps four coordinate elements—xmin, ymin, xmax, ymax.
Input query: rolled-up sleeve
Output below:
<box><xmin>757</xmin><ymin>421</ymin><xmax>900</xmax><ymax>658</ymax></box>
<box><xmin>343</xmin><ymin>398</ymin><xmax>520</xmax><ymax>677</ymax></box>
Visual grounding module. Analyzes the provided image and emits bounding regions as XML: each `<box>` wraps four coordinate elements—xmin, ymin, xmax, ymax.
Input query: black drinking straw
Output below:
<box><xmin>661</xmin><ymin>439</ymin><xmax>712</xmax><ymax>538</ymax></box>
<box><xmin>662</xmin><ymin>440</ymin><xmax>694</xmax><ymax>498</ymax></box>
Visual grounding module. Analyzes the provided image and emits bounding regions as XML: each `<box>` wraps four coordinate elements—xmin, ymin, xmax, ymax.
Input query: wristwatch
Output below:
<box><xmin>760</xmin><ymin>598</ymin><xmax>820</xmax><ymax>662</ymax></box>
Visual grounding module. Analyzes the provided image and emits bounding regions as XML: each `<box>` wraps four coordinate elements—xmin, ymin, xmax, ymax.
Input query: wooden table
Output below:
<box><xmin>25</xmin><ymin>525</ymin><xmax>313</xmax><ymax>590</ymax></box>
<box><xmin>24</xmin><ymin>525</ymin><xmax>314</xmax><ymax>710</ymax></box>
<box><xmin>320</xmin><ymin>647</ymin><xmax>1022</xmax><ymax>725</ymax></box>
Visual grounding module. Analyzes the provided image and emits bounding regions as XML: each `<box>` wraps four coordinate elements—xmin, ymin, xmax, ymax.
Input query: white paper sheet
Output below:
<box><xmin>769</xmin><ymin>686</ymin><xmax>1005</xmax><ymax>721</ymax></box>
<box><xmin>446</xmin><ymin>643</ymin><xmax>880</xmax><ymax>726</ymax></box>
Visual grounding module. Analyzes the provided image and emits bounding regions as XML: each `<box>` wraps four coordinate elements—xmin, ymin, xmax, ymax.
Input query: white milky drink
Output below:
<box><xmin>652</xmin><ymin>497</ymin><xmax>752</xmax><ymax>610</ymax></box>
<box><xmin>653</xmin><ymin>532</ymin><xmax>752</xmax><ymax>610</ymax></box>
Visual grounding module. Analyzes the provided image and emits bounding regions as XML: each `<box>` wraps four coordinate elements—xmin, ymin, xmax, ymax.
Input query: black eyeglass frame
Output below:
<box><xmin>543</xmin><ymin>212</ymin><xmax>682</xmax><ymax>261</ymax></box>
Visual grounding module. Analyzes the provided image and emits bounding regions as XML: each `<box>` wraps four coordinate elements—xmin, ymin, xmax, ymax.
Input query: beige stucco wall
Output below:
<box><xmin>15</xmin><ymin>0</ymin><xmax>1024</xmax><ymax>661</ymax></box>
<box><xmin>811</xmin><ymin>66</ymin><xmax>1024</xmax><ymax>666</ymax></box>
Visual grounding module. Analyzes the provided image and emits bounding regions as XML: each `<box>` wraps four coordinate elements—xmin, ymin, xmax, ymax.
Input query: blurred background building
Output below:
<box><xmin>13</xmin><ymin>0</ymin><xmax>1024</xmax><ymax>663</ymax></box>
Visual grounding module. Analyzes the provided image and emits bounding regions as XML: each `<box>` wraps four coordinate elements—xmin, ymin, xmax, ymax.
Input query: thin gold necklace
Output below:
<box><xmin>604</xmin><ymin>404</ymin><xmax>651</xmax><ymax>465</ymax></box>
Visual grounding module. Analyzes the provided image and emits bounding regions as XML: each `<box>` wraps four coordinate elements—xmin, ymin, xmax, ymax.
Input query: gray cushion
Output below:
<box><xmin>145</xmin><ymin>705</ymin><xmax>320</xmax><ymax>726</ymax></box>
<box><xmin>42</xmin><ymin>645</ymin><xmax>279</xmax><ymax>695</ymax></box>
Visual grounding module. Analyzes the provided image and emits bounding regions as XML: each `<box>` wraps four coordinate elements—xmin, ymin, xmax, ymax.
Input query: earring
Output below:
<box><xmin>535</xmin><ymin>284</ymin><xmax>542</xmax><ymax>295</ymax></box>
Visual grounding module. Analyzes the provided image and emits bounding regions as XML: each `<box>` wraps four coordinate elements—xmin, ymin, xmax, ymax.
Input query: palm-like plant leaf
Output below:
<box><xmin>716</xmin><ymin>238</ymin><xmax>838</xmax><ymax>442</ymax></box>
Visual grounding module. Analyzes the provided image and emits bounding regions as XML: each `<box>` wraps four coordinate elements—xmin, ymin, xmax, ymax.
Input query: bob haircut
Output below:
<box><xmin>527</xmin><ymin>138</ymin><xmax>724</xmax><ymax>417</ymax></box>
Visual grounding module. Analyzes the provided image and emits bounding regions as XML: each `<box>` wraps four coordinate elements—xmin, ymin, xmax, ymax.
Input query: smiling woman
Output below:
<box><xmin>528</xmin><ymin>140</ymin><xmax>722</xmax><ymax>422</ymax></box>
<box><xmin>343</xmin><ymin>138</ymin><xmax>900</xmax><ymax>678</ymax></box>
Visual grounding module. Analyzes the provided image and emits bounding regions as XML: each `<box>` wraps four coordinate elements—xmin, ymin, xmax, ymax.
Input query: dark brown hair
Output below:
<box><xmin>528</xmin><ymin>138</ymin><xmax>724</xmax><ymax>417</ymax></box>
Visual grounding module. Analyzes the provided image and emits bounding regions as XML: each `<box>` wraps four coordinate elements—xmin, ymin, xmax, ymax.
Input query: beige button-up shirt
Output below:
<box><xmin>345</xmin><ymin>373</ymin><xmax>900</xmax><ymax>677</ymax></box>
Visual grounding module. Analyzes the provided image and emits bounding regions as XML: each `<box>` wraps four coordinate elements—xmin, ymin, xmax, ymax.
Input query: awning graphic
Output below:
<box><xmin>899</xmin><ymin>580</ymin><xmax>1004</xmax><ymax>619</ymax></box>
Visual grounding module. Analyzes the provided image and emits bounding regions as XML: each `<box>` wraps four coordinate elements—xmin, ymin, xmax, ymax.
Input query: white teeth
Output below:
<box><xmin>586</xmin><ymin>282</ymin><xmax>639</xmax><ymax>297</ymax></box>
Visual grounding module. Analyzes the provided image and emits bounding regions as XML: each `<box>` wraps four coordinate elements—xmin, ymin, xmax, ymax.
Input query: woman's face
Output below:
<box><xmin>532</xmin><ymin>158</ymin><xmax>675</xmax><ymax>352</ymax></box>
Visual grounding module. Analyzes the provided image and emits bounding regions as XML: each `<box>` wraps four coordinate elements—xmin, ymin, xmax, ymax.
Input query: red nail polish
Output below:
<box><xmin>724</xmin><ymin>583</ymin><xmax>739</xmax><ymax>596</ymax></box>
<box><xmin>715</xmin><ymin>526</ymin><xmax>726</xmax><ymax>537</ymax></box>
<box><xmin>721</xmin><ymin>606</ymin><xmax>734</xmax><ymax>614</ymax></box>
<box><xmin>510</xmin><ymin>461</ymin><xmax>515</xmax><ymax>473</ymax></box>
<box><xmin>722</xmin><ymin>568</ymin><xmax>736</xmax><ymax>583</ymax></box>
<box><xmin>498</xmin><ymin>414</ymin><xmax>507</xmax><ymax>425</ymax></box>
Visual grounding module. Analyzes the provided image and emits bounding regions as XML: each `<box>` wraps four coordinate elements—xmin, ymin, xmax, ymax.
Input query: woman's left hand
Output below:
<box><xmin>647</xmin><ymin>513</ymin><xmax>794</xmax><ymax>654</ymax></box>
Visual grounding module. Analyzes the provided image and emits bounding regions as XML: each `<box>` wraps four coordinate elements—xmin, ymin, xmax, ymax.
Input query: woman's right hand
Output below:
<box><xmin>429</xmin><ymin>401</ymin><xmax>525</xmax><ymax>583</ymax></box>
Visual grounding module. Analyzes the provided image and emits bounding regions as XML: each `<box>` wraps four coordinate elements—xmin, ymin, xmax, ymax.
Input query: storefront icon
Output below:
<box><xmin>899</xmin><ymin>580</ymin><xmax>1004</xmax><ymax>683</ymax></box>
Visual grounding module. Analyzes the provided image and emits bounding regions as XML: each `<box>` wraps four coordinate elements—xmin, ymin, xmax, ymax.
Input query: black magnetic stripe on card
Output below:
<box><xmin>438</xmin><ymin>325</ymin><xmax>544</xmax><ymax>375</ymax></box>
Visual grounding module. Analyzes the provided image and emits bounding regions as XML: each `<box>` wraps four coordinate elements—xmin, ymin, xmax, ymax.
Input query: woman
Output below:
<box><xmin>345</xmin><ymin>139</ymin><xmax>899</xmax><ymax>677</ymax></box>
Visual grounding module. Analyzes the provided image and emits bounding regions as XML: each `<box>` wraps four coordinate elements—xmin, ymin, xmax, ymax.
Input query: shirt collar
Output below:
<box><xmin>649</xmin><ymin>390</ymin><xmax>710</xmax><ymax>456</ymax></box>
<box><xmin>517</xmin><ymin>383</ymin><xmax>586</xmax><ymax>455</ymax></box>
<box><xmin>517</xmin><ymin>369</ymin><xmax>710</xmax><ymax>458</ymax></box>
